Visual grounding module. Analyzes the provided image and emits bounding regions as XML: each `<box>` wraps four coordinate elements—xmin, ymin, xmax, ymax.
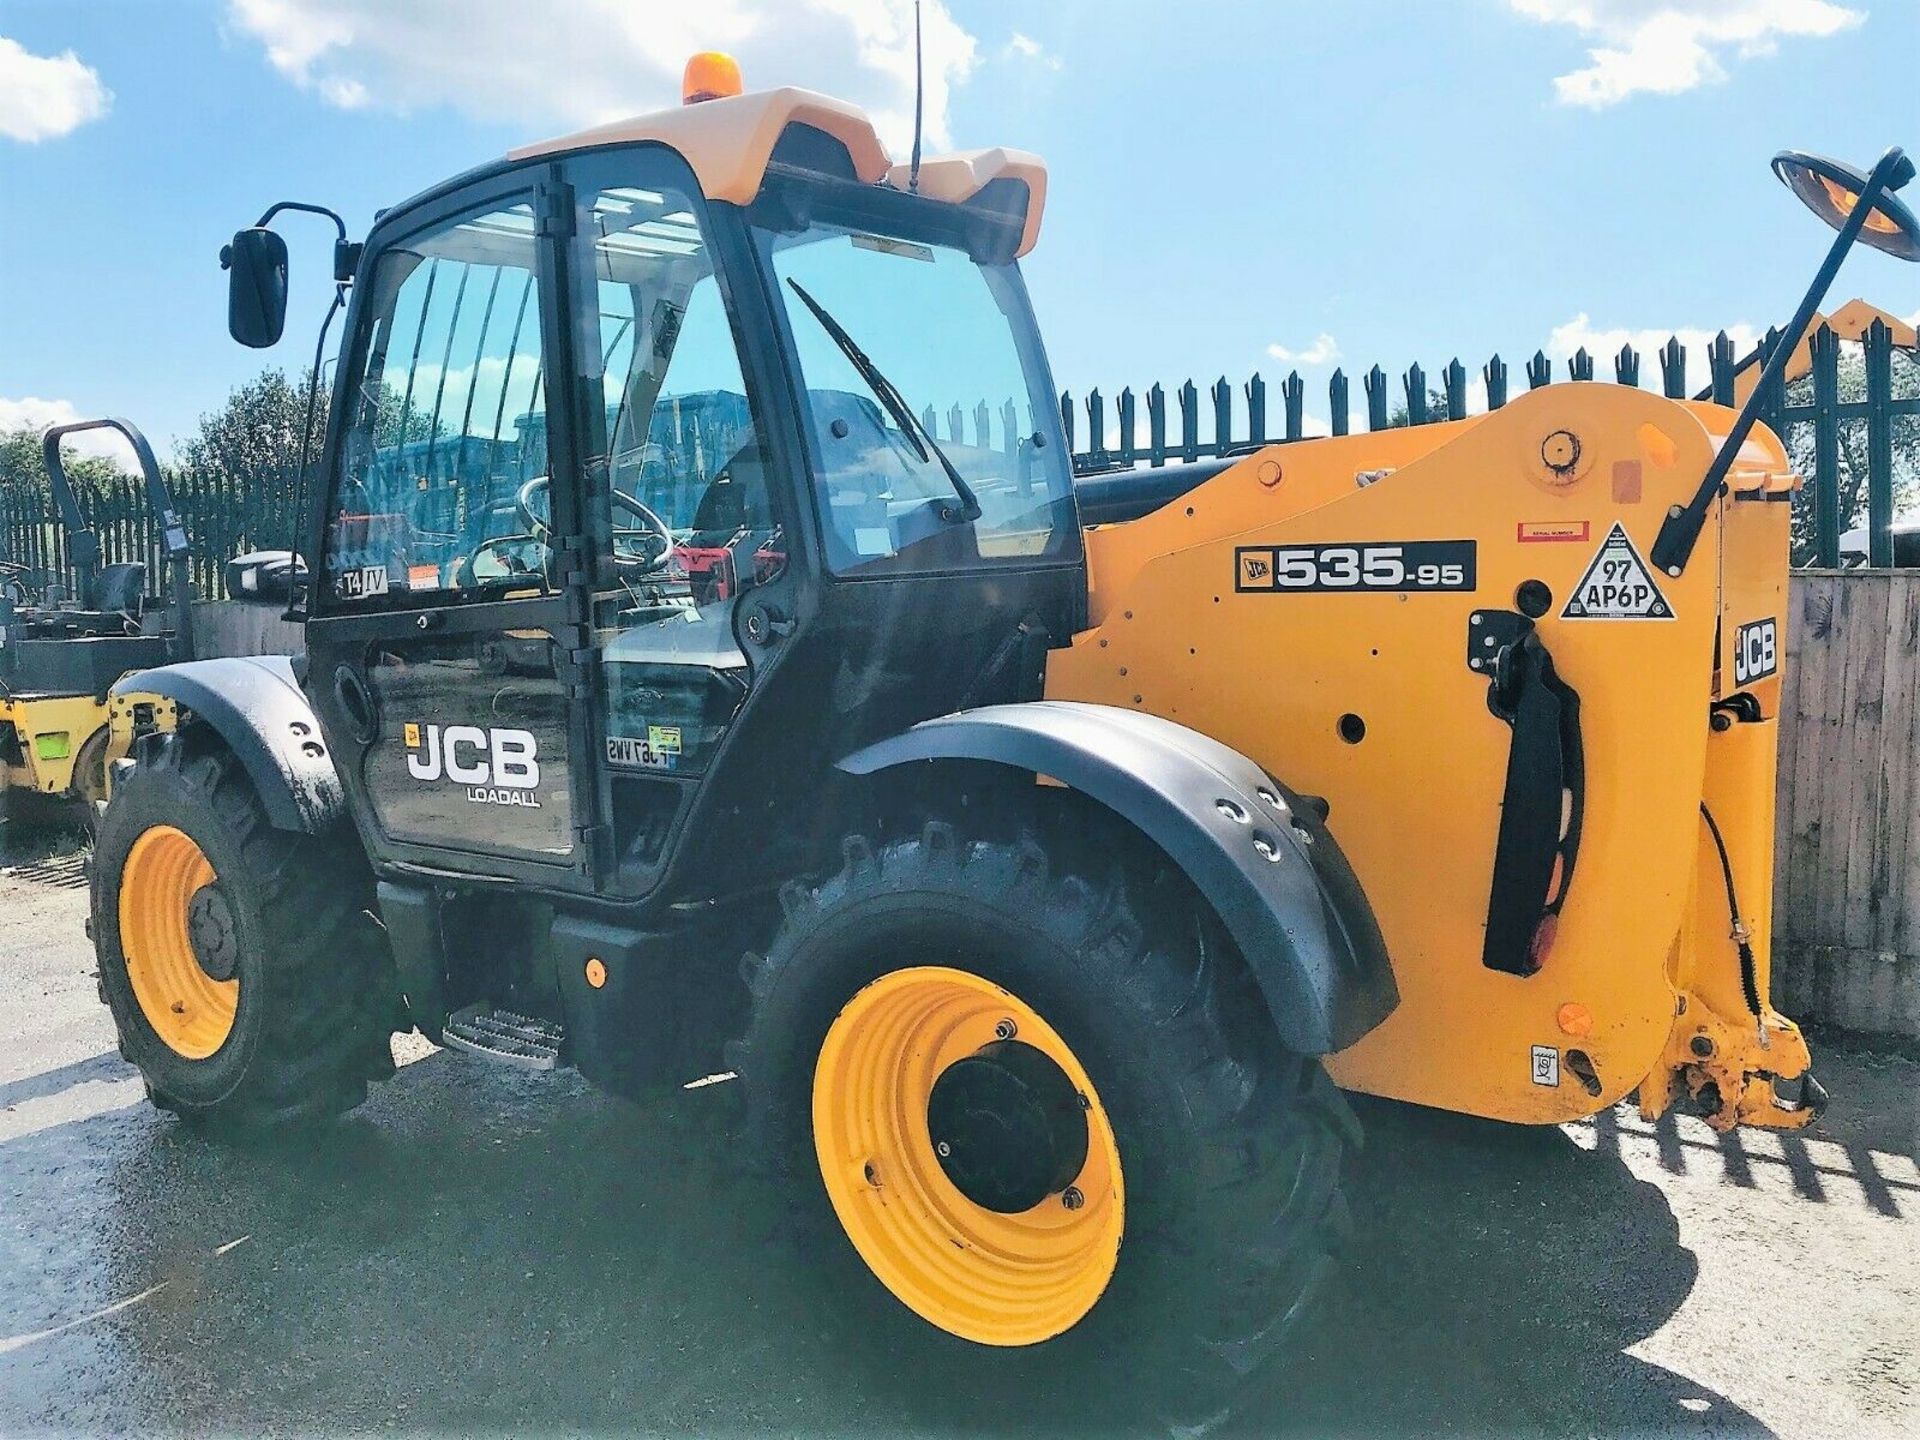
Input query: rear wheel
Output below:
<box><xmin>732</xmin><ymin>820</ymin><xmax>1357</xmax><ymax>1425</ymax></box>
<box><xmin>91</xmin><ymin>730</ymin><xmax>398</xmax><ymax>1127</ymax></box>
<box><xmin>71</xmin><ymin>725</ymin><xmax>110</xmax><ymax>825</ymax></box>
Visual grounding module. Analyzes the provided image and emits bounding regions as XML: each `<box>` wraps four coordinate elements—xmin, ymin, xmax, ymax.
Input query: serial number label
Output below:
<box><xmin>1235</xmin><ymin>541</ymin><xmax>1476</xmax><ymax>593</ymax></box>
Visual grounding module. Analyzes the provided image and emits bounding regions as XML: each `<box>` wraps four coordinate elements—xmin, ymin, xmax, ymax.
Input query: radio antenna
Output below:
<box><xmin>908</xmin><ymin>0</ymin><xmax>924</xmax><ymax>192</ymax></box>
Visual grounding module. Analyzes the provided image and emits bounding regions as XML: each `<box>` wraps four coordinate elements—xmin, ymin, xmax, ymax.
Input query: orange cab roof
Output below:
<box><xmin>508</xmin><ymin>87</ymin><xmax>1046</xmax><ymax>256</ymax></box>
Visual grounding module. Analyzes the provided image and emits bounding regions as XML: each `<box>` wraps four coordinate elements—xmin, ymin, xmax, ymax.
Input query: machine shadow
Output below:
<box><xmin>0</xmin><ymin>1049</ymin><xmax>123</xmax><ymax>1110</ymax></box>
<box><xmin>1244</xmin><ymin>1097</ymin><xmax>1772</xmax><ymax>1439</ymax></box>
<box><xmin>0</xmin><ymin>804</ymin><xmax>89</xmax><ymax>866</ymax></box>
<box><xmin>0</xmin><ymin>1056</ymin><xmax>1769</xmax><ymax>1439</ymax></box>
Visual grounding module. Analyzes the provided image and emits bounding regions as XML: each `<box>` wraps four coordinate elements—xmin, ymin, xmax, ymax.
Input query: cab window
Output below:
<box><xmin>325</xmin><ymin>198</ymin><xmax>551</xmax><ymax>604</ymax></box>
<box><xmin>573</xmin><ymin>176</ymin><xmax>779</xmax><ymax>782</ymax></box>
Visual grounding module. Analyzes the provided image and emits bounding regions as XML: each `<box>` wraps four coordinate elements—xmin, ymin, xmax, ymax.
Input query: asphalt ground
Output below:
<box><xmin>2</xmin><ymin>834</ymin><xmax>1916</xmax><ymax>1439</ymax></box>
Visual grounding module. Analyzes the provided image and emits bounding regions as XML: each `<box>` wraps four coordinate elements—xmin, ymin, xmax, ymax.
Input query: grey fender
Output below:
<box><xmin>837</xmin><ymin>700</ymin><xmax>1398</xmax><ymax>1056</ymax></box>
<box><xmin>111</xmin><ymin>656</ymin><xmax>346</xmax><ymax>833</ymax></box>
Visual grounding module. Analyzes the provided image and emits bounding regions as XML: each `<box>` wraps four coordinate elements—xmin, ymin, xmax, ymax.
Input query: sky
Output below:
<box><xmin>0</xmin><ymin>0</ymin><xmax>1915</xmax><ymax>459</ymax></box>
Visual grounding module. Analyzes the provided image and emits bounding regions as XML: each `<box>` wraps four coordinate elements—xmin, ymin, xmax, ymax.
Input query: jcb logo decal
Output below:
<box><xmin>1734</xmin><ymin>618</ymin><xmax>1778</xmax><ymax>686</ymax></box>
<box><xmin>404</xmin><ymin>723</ymin><xmax>542</xmax><ymax>808</ymax></box>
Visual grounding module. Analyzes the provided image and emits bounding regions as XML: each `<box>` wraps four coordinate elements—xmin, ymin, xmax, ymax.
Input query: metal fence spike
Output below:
<box><xmin>1660</xmin><ymin>336</ymin><xmax>1687</xmax><ymax>398</ymax></box>
<box><xmin>1364</xmin><ymin>365</ymin><xmax>1388</xmax><ymax>431</ymax></box>
<box><xmin>1443</xmin><ymin>359</ymin><xmax>1467</xmax><ymax>420</ymax></box>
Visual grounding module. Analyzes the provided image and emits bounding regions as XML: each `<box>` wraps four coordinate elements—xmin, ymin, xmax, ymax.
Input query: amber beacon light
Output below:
<box><xmin>683</xmin><ymin>52</ymin><xmax>744</xmax><ymax>105</ymax></box>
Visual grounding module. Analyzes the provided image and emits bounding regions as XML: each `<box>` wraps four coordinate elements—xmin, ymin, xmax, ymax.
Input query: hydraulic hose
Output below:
<box><xmin>1699</xmin><ymin>802</ymin><xmax>1764</xmax><ymax>1022</ymax></box>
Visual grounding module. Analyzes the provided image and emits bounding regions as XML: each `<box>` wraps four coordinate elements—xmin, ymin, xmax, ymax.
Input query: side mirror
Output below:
<box><xmin>1773</xmin><ymin>149</ymin><xmax>1920</xmax><ymax>262</ymax></box>
<box><xmin>221</xmin><ymin>226</ymin><xmax>290</xmax><ymax>347</ymax></box>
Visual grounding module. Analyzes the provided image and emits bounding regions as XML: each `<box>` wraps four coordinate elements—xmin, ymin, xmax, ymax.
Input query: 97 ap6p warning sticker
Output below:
<box><xmin>1561</xmin><ymin>522</ymin><xmax>1672</xmax><ymax>620</ymax></box>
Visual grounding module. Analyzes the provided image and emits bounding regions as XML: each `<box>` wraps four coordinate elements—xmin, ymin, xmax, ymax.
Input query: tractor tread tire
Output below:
<box><xmin>729</xmin><ymin>820</ymin><xmax>1355</xmax><ymax>1428</ymax></box>
<box><xmin>91</xmin><ymin>728</ymin><xmax>396</xmax><ymax>1130</ymax></box>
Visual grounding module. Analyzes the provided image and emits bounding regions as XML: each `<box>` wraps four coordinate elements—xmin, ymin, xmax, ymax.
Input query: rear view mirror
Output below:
<box><xmin>1773</xmin><ymin>149</ymin><xmax>1920</xmax><ymax>262</ymax></box>
<box><xmin>221</xmin><ymin>226</ymin><xmax>289</xmax><ymax>347</ymax></box>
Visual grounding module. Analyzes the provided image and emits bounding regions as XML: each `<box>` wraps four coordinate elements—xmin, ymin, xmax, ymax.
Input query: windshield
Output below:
<box><xmin>758</xmin><ymin>219</ymin><xmax>1076</xmax><ymax>575</ymax></box>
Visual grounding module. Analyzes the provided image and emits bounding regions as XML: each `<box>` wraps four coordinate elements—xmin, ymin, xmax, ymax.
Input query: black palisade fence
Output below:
<box><xmin>1</xmin><ymin>323</ymin><xmax>1914</xmax><ymax>592</ymax></box>
<box><xmin>1058</xmin><ymin>320</ymin><xmax>1919</xmax><ymax>567</ymax></box>
<box><xmin>0</xmin><ymin>461</ymin><xmax>299</xmax><ymax>603</ymax></box>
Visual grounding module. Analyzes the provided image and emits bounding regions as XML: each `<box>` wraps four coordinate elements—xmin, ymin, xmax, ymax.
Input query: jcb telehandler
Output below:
<box><xmin>0</xmin><ymin>419</ymin><xmax>196</xmax><ymax>815</ymax></box>
<box><xmin>88</xmin><ymin>50</ymin><xmax>1919</xmax><ymax>1417</ymax></box>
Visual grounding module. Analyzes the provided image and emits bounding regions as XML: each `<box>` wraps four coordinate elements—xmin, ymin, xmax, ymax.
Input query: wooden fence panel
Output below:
<box><xmin>1774</xmin><ymin>570</ymin><xmax>1920</xmax><ymax>1037</ymax></box>
<box><xmin>1871</xmin><ymin>580</ymin><xmax>1920</xmax><ymax>954</ymax></box>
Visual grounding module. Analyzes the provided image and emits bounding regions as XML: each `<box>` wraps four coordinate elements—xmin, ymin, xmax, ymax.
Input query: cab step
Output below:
<box><xmin>440</xmin><ymin>1005</ymin><xmax>565</xmax><ymax>1070</ymax></box>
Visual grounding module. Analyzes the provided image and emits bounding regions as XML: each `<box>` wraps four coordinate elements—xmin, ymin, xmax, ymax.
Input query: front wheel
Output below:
<box><xmin>731</xmin><ymin>821</ymin><xmax>1358</xmax><ymax>1424</ymax></box>
<box><xmin>91</xmin><ymin>730</ymin><xmax>398</xmax><ymax>1128</ymax></box>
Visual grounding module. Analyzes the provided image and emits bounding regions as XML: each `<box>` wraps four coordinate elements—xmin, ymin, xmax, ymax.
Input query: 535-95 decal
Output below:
<box><xmin>1236</xmin><ymin>540</ymin><xmax>1476</xmax><ymax>594</ymax></box>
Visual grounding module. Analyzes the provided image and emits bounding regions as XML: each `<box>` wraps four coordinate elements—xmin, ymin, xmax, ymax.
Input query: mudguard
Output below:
<box><xmin>837</xmin><ymin>700</ymin><xmax>1398</xmax><ymax>1055</ymax></box>
<box><xmin>111</xmin><ymin>656</ymin><xmax>345</xmax><ymax>833</ymax></box>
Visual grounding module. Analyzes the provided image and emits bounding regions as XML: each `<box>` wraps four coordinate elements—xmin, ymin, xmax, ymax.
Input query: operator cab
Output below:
<box><xmin>265</xmin><ymin>66</ymin><xmax>1081</xmax><ymax>906</ymax></box>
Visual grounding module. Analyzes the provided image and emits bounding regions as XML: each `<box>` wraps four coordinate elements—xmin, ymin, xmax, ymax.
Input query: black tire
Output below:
<box><xmin>729</xmin><ymin>819</ymin><xmax>1358</xmax><ymax>1429</ymax></box>
<box><xmin>91</xmin><ymin>729</ymin><xmax>398</xmax><ymax>1128</ymax></box>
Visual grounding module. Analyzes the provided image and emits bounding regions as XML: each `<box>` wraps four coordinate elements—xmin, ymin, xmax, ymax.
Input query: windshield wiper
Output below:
<box><xmin>785</xmin><ymin>278</ymin><xmax>982</xmax><ymax>524</ymax></box>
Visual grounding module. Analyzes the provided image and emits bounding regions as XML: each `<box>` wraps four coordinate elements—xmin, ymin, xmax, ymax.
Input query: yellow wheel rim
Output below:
<box><xmin>119</xmin><ymin>826</ymin><xmax>238</xmax><ymax>1060</ymax></box>
<box><xmin>812</xmin><ymin>965</ymin><xmax>1125</xmax><ymax>1347</ymax></box>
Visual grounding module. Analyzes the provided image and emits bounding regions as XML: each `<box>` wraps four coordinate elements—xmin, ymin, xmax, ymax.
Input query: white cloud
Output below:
<box><xmin>0</xmin><ymin>36</ymin><xmax>111</xmax><ymax>142</ymax></box>
<box><xmin>1507</xmin><ymin>0</ymin><xmax>1862</xmax><ymax>107</ymax></box>
<box><xmin>1266</xmin><ymin>333</ymin><xmax>1341</xmax><ymax>366</ymax></box>
<box><xmin>227</xmin><ymin>0</ymin><xmax>979</xmax><ymax>152</ymax></box>
<box><xmin>1005</xmin><ymin>32</ymin><xmax>1061</xmax><ymax>70</ymax></box>
<box><xmin>0</xmin><ymin>398</ymin><xmax>142</xmax><ymax>462</ymax></box>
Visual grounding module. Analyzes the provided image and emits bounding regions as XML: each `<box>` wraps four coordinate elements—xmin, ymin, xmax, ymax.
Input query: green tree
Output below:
<box><xmin>175</xmin><ymin>368</ymin><xmax>328</xmax><ymax>487</ymax></box>
<box><xmin>1388</xmin><ymin>386</ymin><xmax>1457</xmax><ymax>427</ymax></box>
<box><xmin>0</xmin><ymin>426</ymin><xmax>128</xmax><ymax>497</ymax></box>
<box><xmin>170</xmin><ymin>368</ymin><xmax>330</xmax><ymax>555</ymax></box>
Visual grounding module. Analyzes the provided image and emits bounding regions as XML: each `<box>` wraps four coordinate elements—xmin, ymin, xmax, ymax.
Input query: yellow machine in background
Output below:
<box><xmin>0</xmin><ymin>692</ymin><xmax>111</xmax><ymax>803</ymax></box>
<box><xmin>0</xmin><ymin>420</ymin><xmax>197</xmax><ymax>816</ymax></box>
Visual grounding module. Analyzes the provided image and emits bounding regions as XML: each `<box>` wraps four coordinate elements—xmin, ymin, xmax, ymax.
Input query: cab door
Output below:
<box><xmin>555</xmin><ymin>148</ymin><xmax>795</xmax><ymax>898</ymax></box>
<box><xmin>303</xmin><ymin>167</ymin><xmax>600</xmax><ymax>891</ymax></box>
